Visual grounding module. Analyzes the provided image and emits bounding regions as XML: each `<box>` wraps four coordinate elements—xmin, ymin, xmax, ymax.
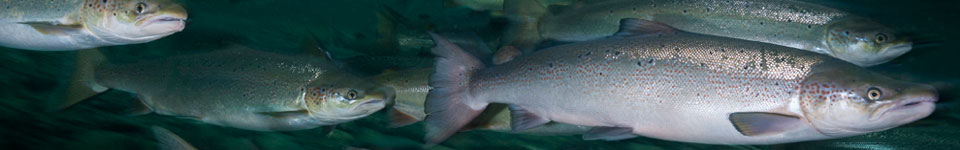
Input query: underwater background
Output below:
<box><xmin>0</xmin><ymin>0</ymin><xmax>958</xmax><ymax>149</ymax></box>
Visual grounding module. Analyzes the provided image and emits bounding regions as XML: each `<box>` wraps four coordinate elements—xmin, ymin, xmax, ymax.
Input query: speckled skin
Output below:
<box><xmin>0</xmin><ymin>0</ymin><xmax>186</xmax><ymax>51</ymax></box>
<box><xmin>527</xmin><ymin>0</ymin><xmax>910</xmax><ymax>66</ymax></box>
<box><xmin>438</xmin><ymin>31</ymin><xmax>935</xmax><ymax>144</ymax></box>
<box><xmin>374</xmin><ymin>68</ymin><xmax>591</xmax><ymax>135</ymax></box>
<box><xmin>92</xmin><ymin>49</ymin><xmax>390</xmax><ymax>131</ymax></box>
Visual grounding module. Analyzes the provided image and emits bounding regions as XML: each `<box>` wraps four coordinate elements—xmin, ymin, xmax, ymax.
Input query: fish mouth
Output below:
<box><xmin>352</xmin><ymin>99</ymin><xmax>386</xmax><ymax>110</ymax></box>
<box><xmin>144</xmin><ymin>16</ymin><xmax>185</xmax><ymax>25</ymax></box>
<box><xmin>879</xmin><ymin>94</ymin><xmax>938</xmax><ymax>118</ymax></box>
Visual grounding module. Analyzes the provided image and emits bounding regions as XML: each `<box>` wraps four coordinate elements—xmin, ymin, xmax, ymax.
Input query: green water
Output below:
<box><xmin>1</xmin><ymin>0</ymin><xmax>958</xmax><ymax>149</ymax></box>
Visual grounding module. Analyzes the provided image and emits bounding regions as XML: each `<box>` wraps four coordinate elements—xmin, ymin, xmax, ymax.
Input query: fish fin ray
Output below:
<box><xmin>321</xmin><ymin>125</ymin><xmax>337</xmax><ymax>136</ymax></box>
<box><xmin>423</xmin><ymin>32</ymin><xmax>488</xmax><ymax>146</ymax></box>
<box><xmin>125</xmin><ymin>98</ymin><xmax>154</xmax><ymax>116</ymax></box>
<box><xmin>151</xmin><ymin>126</ymin><xmax>198</xmax><ymax>150</ymax></box>
<box><xmin>728</xmin><ymin>112</ymin><xmax>803</xmax><ymax>136</ymax></box>
<box><xmin>509</xmin><ymin>105</ymin><xmax>550</xmax><ymax>131</ymax></box>
<box><xmin>59</xmin><ymin>49</ymin><xmax>109</xmax><ymax>111</ymax></box>
<box><xmin>19</xmin><ymin>21</ymin><xmax>83</xmax><ymax>35</ymax></box>
<box><xmin>612</xmin><ymin>18</ymin><xmax>679</xmax><ymax>38</ymax></box>
<box><xmin>388</xmin><ymin>108</ymin><xmax>421</xmax><ymax>128</ymax></box>
<box><xmin>503</xmin><ymin>0</ymin><xmax>548</xmax><ymax>53</ymax></box>
<box><xmin>583</xmin><ymin>126</ymin><xmax>638</xmax><ymax>141</ymax></box>
<box><xmin>493</xmin><ymin>46</ymin><xmax>522</xmax><ymax>65</ymax></box>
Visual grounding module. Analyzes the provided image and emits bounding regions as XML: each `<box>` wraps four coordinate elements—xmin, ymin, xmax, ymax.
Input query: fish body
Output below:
<box><xmin>0</xmin><ymin>0</ymin><xmax>186</xmax><ymax>51</ymax></box>
<box><xmin>67</xmin><ymin>47</ymin><xmax>392</xmax><ymax>131</ymax></box>
<box><xmin>375</xmin><ymin>68</ymin><xmax>590</xmax><ymax>135</ymax></box>
<box><xmin>506</xmin><ymin>0</ymin><xmax>911</xmax><ymax>66</ymax></box>
<box><xmin>424</xmin><ymin>20</ymin><xmax>937</xmax><ymax>145</ymax></box>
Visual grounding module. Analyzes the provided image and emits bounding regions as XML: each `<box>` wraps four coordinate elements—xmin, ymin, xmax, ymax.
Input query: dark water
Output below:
<box><xmin>1</xmin><ymin>0</ymin><xmax>958</xmax><ymax>149</ymax></box>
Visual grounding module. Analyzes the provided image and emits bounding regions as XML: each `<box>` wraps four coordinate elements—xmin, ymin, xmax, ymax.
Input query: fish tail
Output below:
<box><xmin>503</xmin><ymin>0</ymin><xmax>547</xmax><ymax>53</ymax></box>
<box><xmin>424</xmin><ymin>32</ymin><xmax>489</xmax><ymax>146</ymax></box>
<box><xmin>151</xmin><ymin>126</ymin><xmax>198</xmax><ymax>150</ymax></box>
<box><xmin>60</xmin><ymin>49</ymin><xmax>109</xmax><ymax>110</ymax></box>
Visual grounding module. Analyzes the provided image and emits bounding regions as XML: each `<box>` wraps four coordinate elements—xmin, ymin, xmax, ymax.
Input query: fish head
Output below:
<box><xmin>302</xmin><ymin>79</ymin><xmax>394</xmax><ymax>119</ymax></box>
<box><xmin>800</xmin><ymin>66</ymin><xmax>937</xmax><ymax>137</ymax></box>
<box><xmin>824</xmin><ymin>17</ymin><xmax>912</xmax><ymax>66</ymax></box>
<box><xmin>88</xmin><ymin>0</ymin><xmax>187</xmax><ymax>43</ymax></box>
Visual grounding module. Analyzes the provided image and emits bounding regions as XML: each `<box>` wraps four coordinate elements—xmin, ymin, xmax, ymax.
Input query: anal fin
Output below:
<box><xmin>583</xmin><ymin>126</ymin><xmax>638</xmax><ymax>141</ymax></box>
<box><xmin>509</xmin><ymin>105</ymin><xmax>550</xmax><ymax>131</ymax></box>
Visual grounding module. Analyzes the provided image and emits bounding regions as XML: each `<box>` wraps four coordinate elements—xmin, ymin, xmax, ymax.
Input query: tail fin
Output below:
<box><xmin>423</xmin><ymin>33</ymin><xmax>488</xmax><ymax>146</ymax></box>
<box><xmin>503</xmin><ymin>0</ymin><xmax>548</xmax><ymax>53</ymax></box>
<box><xmin>151</xmin><ymin>126</ymin><xmax>198</xmax><ymax>150</ymax></box>
<box><xmin>60</xmin><ymin>49</ymin><xmax>109</xmax><ymax>110</ymax></box>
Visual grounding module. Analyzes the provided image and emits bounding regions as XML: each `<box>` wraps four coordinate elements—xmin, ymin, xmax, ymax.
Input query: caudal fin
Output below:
<box><xmin>151</xmin><ymin>126</ymin><xmax>198</xmax><ymax>150</ymax></box>
<box><xmin>423</xmin><ymin>33</ymin><xmax>488</xmax><ymax>146</ymax></box>
<box><xmin>59</xmin><ymin>49</ymin><xmax>109</xmax><ymax>110</ymax></box>
<box><xmin>502</xmin><ymin>0</ymin><xmax>548</xmax><ymax>53</ymax></box>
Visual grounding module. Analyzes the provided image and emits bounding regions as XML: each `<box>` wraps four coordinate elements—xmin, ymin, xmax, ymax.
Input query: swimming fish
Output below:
<box><xmin>0</xmin><ymin>0</ymin><xmax>187</xmax><ymax>51</ymax></box>
<box><xmin>62</xmin><ymin>43</ymin><xmax>393</xmax><ymax>131</ymax></box>
<box><xmin>504</xmin><ymin>0</ymin><xmax>911</xmax><ymax>66</ymax></box>
<box><xmin>374</xmin><ymin>68</ymin><xmax>590</xmax><ymax>135</ymax></box>
<box><xmin>423</xmin><ymin>19</ymin><xmax>937</xmax><ymax>145</ymax></box>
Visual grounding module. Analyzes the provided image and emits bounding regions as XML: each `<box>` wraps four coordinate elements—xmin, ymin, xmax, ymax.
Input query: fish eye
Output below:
<box><xmin>867</xmin><ymin>87</ymin><xmax>882</xmax><ymax>101</ymax></box>
<box><xmin>136</xmin><ymin>3</ymin><xmax>147</xmax><ymax>14</ymax></box>
<box><xmin>346</xmin><ymin>90</ymin><xmax>358</xmax><ymax>100</ymax></box>
<box><xmin>875</xmin><ymin>33</ymin><xmax>888</xmax><ymax>43</ymax></box>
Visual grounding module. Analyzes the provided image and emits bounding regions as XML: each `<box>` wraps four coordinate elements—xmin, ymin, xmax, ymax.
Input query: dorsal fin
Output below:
<box><xmin>613</xmin><ymin>18</ymin><xmax>679</xmax><ymax>38</ymax></box>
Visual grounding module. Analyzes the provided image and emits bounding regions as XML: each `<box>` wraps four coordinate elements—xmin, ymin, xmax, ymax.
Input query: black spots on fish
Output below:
<box><xmin>738</xmin><ymin>49</ymin><xmax>744</xmax><ymax>53</ymax></box>
<box><xmin>614</xmin><ymin>51</ymin><xmax>622</xmax><ymax>56</ymax></box>
<box><xmin>682</xmin><ymin>9</ymin><xmax>688</xmax><ymax>14</ymax></box>
<box><xmin>787</xmin><ymin>19</ymin><xmax>793</xmax><ymax>23</ymax></box>
<box><xmin>637</xmin><ymin>61</ymin><xmax>643</xmax><ymax>67</ymax></box>
<box><xmin>699</xmin><ymin>63</ymin><xmax>705</xmax><ymax>67</ymax></box>
<box><xmin>548</xmin><ymin>63</ymin><xmax>555</xmax><ymax>68</ymax></box>
<box><xmin>528</xmin><ymin>68</ymin><xmax>533</xmax><ymax>71</ymax></box>
<box><xmin>742</xmin><ymin>65</ymin><xmax>749</xmax><ymax>70</ymax></box>
<box><xmin>720</xmin><ymin>48</ymin><xmax>726</xmax><ymax>52</ymax></box>
<box><xmin>759</xmin><ymin>22</ymin><xmax>764</xmax><ymax>25</ymax></box>
<box><xmin>807</xmin><ymin>25</ymin><xmax>812</xmax><ymax>29</ymax></box>
<box><xmin>609</xmin><ymin>10</ymin><xmax>614</xmax><ymax>15</ymax></box>
<box><xmin>647</xmin><ymin>59</ymin><xmax>655</xmax><ymax>65</ymax></box>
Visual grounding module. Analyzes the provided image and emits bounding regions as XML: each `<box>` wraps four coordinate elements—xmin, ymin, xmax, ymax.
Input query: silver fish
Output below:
<box><xmin>374</xmin><ymin>68</ymin><xmax>590</xmax><ymax>135</ymax></box>
<box><xmin>504</xmin><ymin>0</ymin><xmax>911</xmax><ymax>66</ymax></box>
<box><xmin>0</xmin><ymin>0</ymin><xmax>186</xmax><ymax>51</ymax></box>
<box><xmin>423</xmin><ymin>19</ymin><xmax>937</xmax><ymax>145</ymax></box>
<box><xmin>63</xmin><ymin>45</ymin><xmax>393</xmax><ymax>131</ymax></box>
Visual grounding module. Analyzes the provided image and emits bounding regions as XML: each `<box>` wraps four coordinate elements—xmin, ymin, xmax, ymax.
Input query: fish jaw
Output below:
<box><xmin>800</xmin><ymin>67</ymin><xmax>938</xmax><ymax>137</ymax></box>
<box><xmin>135</xmin><ymin>3</ymin><xmax>187</xmax><ymax>38</ymax></box>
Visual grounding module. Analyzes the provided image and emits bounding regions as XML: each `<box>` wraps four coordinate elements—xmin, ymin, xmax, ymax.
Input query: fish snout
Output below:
<box><xmin>897</xmin><ymin>84</ymin><xmax>939</xmax><ymax>107</ymax></box>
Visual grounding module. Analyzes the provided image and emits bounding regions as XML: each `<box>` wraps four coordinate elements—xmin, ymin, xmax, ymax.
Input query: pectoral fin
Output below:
<box><xmin>19</xmin><ymin>21</ymin><xmax>83</xmax><ymax>35</ymax></box>
<box><xmin>729</xmin><ymin>112</ymin><xmax>803</xmax><ymax>136</ymax></box>
<box><xmin>508</xmin><ymin>105</ymin><xmax>550</xmax><ymax>131</ymax></box>
<box><xmin>257</xmin><ymin>109</ymin><xmax>310</xmax><ymax>119</ymax></box>
<box><xmin>388</xmin><ymin>108</ymin><xmax>420</xmax><ymax>128</ymax></box>
<box><xmin>612</xmin><ymin>18</ymin><xmax>679</xmax><ymax>38</ymax></box>
<box><xmin>583</xmin><ymin>126</ymin><xmax>638</xmax><ymax>141</ymax></box>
